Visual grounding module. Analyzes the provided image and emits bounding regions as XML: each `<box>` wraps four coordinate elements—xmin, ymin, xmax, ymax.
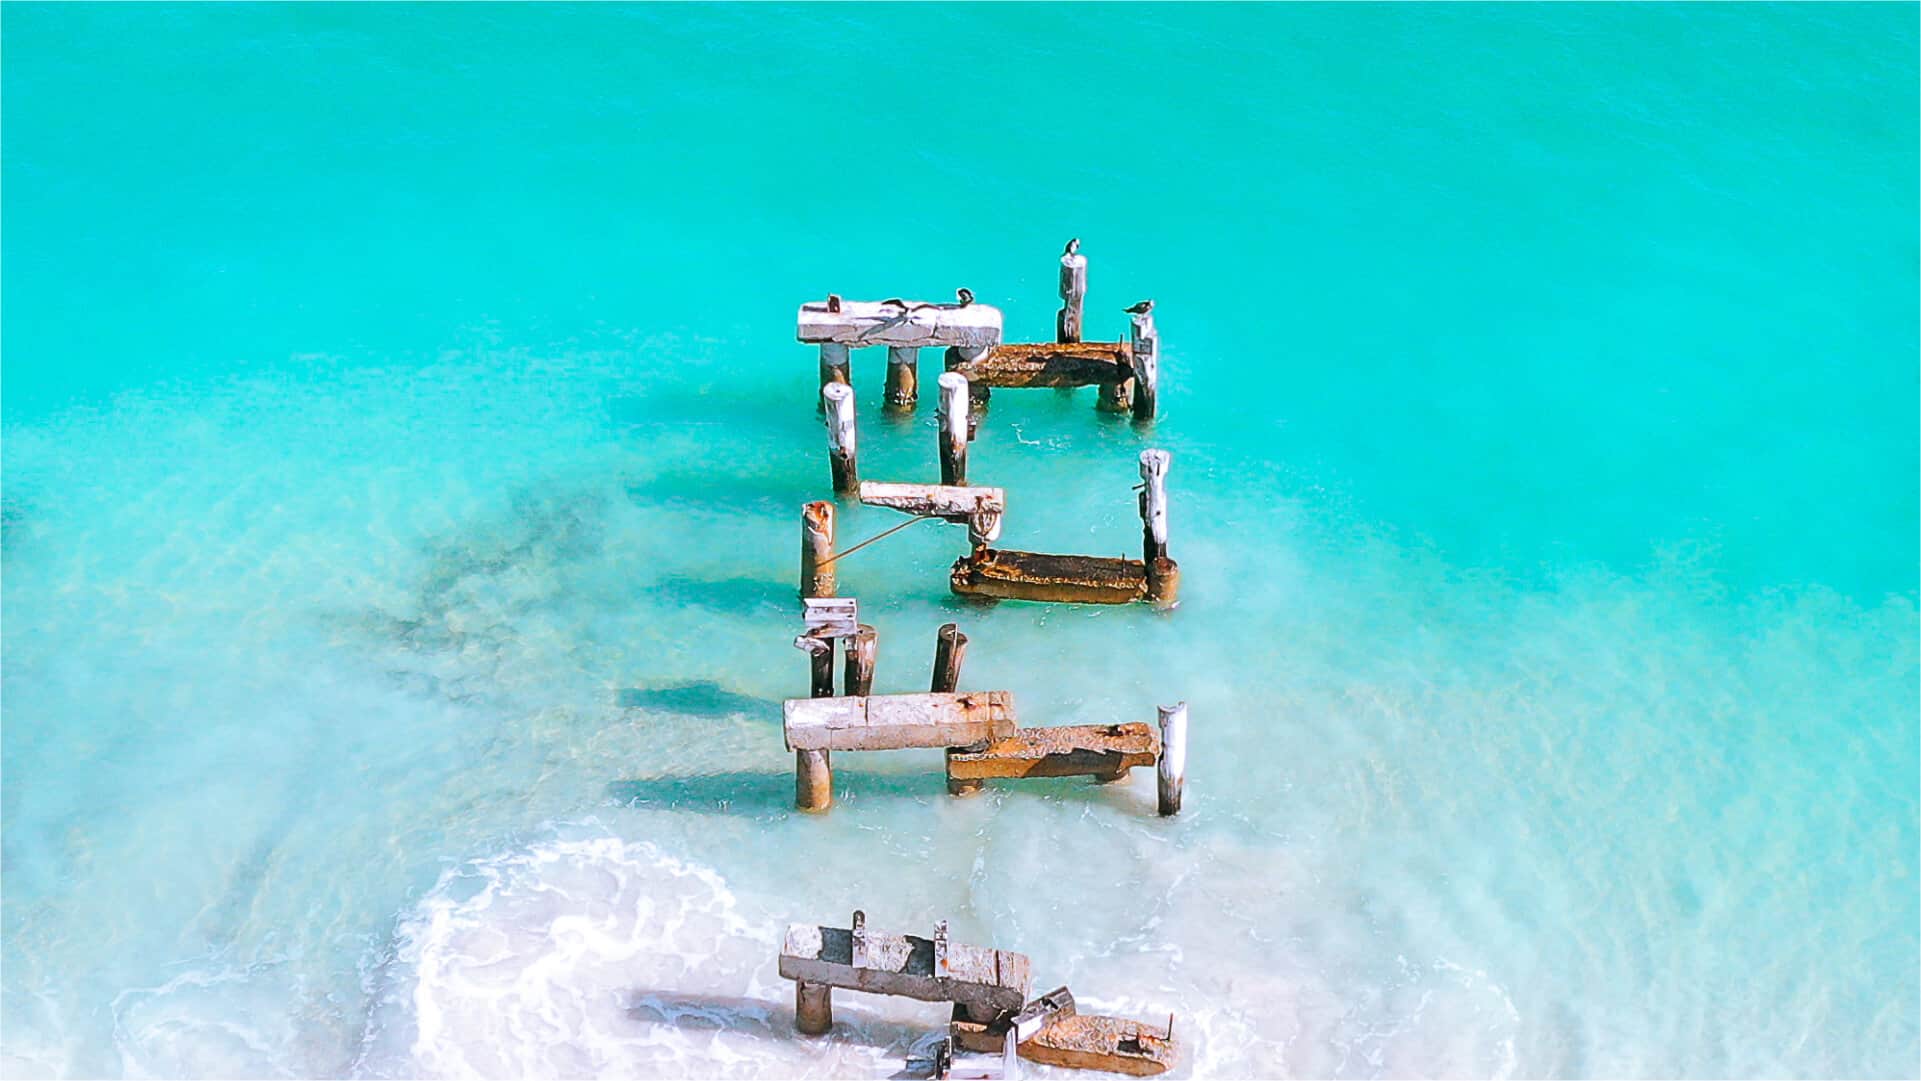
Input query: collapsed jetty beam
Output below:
<box><xmin>947</xmin><ymin>342</ymin><xmax>1134</xmax><ymax>390</ymax></box>
<box><xmin>800</xmin><ymin>298</ymin><xmax>1003</xmax><ymax>403</ymax></box>
<box><xmin>857</xmin><ymin>481</ymin><xmax>1004</xmax><ymax>545</ymax></box>
<box><xmin>945</xmin><ymin>723</ymin><xmax>1159</xmax><ymax>787</ymax></box>
<box><xmin>784</xmin><ymin>691</ymin><xmax>1017</xmax><ymax>752</ymax></box>
<box><xmin>950</xmin><ymin>988</ymin><xmax>1180</xmax><ymax>1076</ymax></box>
<box><xmin>781</xmin><ymin>913</ymin><xmax>1033</xmax><ymax>1031</ymax></box>
<box><xmin>951</xmin><ymin>549</ymin><xmax>1149</xmax><ymax>606</ymax></box>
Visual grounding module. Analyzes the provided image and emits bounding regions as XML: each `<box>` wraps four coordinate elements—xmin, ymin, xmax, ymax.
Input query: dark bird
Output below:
<box><xmin>1124</xmin><ymin>299</ymin><xmax>1154</xmax><ymax>314</ymax></box>
<box><xmin>827</xmin><ymin>294</ymin><xmax>842</xmax><ymax>313</ymax></box>
<box><xmin>1064</xmin><ymin>238</ymin><xmax>1080</xmax><ymax>256</ymax></box>
<box><xmin>956</xmin><ymin>288</ymin><xmax>975</xmax><ymax>307</ymax></box>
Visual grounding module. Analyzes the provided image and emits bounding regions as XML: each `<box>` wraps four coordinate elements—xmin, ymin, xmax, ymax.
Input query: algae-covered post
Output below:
<box><xmin>886</xmin><ymin>345</ymin><xmax>919</xmax><ymax>411</ymax></box>
<box><xmin>1139</xmin><ymin>450</ymin><xmax>1179</xmax><ymax>606</ymax></box>
<box><xmin>1156</xmin><ymin>701</ymin><xmax>1187</xmax><ymax>816</ymax></box>
<box><xmin>822</xmin><ymin>382</ymin><xmax>859</xmax><ymax>495</ymax></box>
<box><xmin>844</xmin><ymin>624</ymin><xmax>878</xmax><ymax>696</ymax></box>
<box><xmin>1057</xmin><ymin>239</ymin><xmax>1087</xmax><ymax>344</ymax></box>
<box><xmin>939</xmin><ymin>373</ymin><xmax>971</xmax><ymax>486</ymax></box>
<box><xmin>800</xmin><ymin>501</ymin><xmax>836</xmax><ymax>598</ymax></box>
<box><xmin>1129</xmin><ymin>307</ymin><xmax>1160</xmax><ymax>421</ymax></box>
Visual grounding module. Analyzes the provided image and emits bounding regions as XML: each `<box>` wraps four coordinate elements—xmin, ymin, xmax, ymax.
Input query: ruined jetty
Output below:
<box><xmin>797</xmin><ymin>241</ymin><xmax>1161</xmax><ymax>423</ymax></box>
<box><xmin>782</xmin><ymin>605</ymin><xmax>1187</xmax><ymax>814</ymax></box>
<box><xmin>781</xmin><ymin>913</ymin><xmax>1178</xmax><ymax>1077</ymax></box>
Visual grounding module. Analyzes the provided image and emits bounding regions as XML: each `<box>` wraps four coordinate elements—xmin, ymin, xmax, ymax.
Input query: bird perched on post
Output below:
<box><xmin>1064</xmin><ymin>238</ymin><xmax>1080</xmax><ymax>256</ymax></box>
<box><xmin>1125</xmin><ymin>299</ymin><xmax>1154</xmax><ymax>314</ymax></box>
<box><xmin>956</xmin><ymin>288</ymin><xmax>974</xmax><ymax>307</ymax></box>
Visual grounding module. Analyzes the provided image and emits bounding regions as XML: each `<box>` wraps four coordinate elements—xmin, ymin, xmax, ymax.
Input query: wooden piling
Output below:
<box><xmin>931</xmin><ymin>623</ymin><xmax>968</xmax><ymax>693</ymax></box>
<box><xmin>800</xmin><ymin>501</ymin><xmax>836</xmax><ymax>599</ymax></box>
<box><xmin>933</xmin><ymin>622</ymin><xmax>979</xmax><ymax>796</ymax></box>
<box><xmin>795</xmin><ymin>632</ymin><xmax>836</xmax><ymax>812</ymax></box>
<box><xmin>1156</xmin><ymin>702</ymin><xmax>1187</xmax><ymax>816</ymax></box>
<box><xmin>1129</xmin><ymin>310</ymin><xmax>1159</xmax><ymax>421</ymax></box>
<box><xmin>822</xmin><ymin>382</ymin><xmax>859</xmax><ymax>495</ymax></box>
<box><xmin>1057</xmin><ymin>241</ymin><xmax>1088</xmax><ymax>344</ymax></box>
<box><xmin>1139</xmin><ymin>450</ymin><xmax>1179</xmax><ymax>607</ymax></box>
<box><xmin>938</xmin><ymin>373</ymin><xmax>970</xmax><ymax>487</ymax></box>
<box><xmin>885</xmin><ymin>345</ymin><xmax>919</xmax><ymax>411</ymax></box>
<box><xmin>819</xmin><ymin>342</ymin><xmax>851</xmax><ymax>404</ymax></box>
<box><xmin>843</xmin><ymin>624</ymin><xmax>877</xmax><ymax>697</ymax></box>
<box><xmin>944</xmin><ymin>345</ymin><xmax>992</xmax><ymax>428</ymax></box>
<box><xmin>796</xmin><ymin>981</ymin><xmax>834</xmax><ymax>1035</ymax></box>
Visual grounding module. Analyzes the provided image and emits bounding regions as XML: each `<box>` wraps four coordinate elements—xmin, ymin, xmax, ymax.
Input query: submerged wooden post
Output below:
<box><xmin>796</xmin><ymin>981</ymin><xmax>834</xmax><ymax>1035</ymax></box>
<box><xmin>844</xmin><ymin>624</ymin><xmax>878</xmax><ymax>697</ymax></box>
<box><xmin>933</xmin><ymin>623</ymin><xmax>980</xmax><ymax>796</ymax></box>
<box><xmin>938</xmin><ymin>373</ymin><xmax>970</xmax><ymax>486</ymax></box>
<box><xmin>1157</xmin><ymin>702</ymin><xmax>1187</xmax><ymax>816</ymax></box>
<box><xmin>819</xmin><ymin>342</ymin><xmax>851</xmax><ymax>406</ymax></box>
<box><xmin>944</xmin><ymin>345</ymin><xmax>992</xmax><ymax>428</ymax></box>
<box><xmin>885</xmin><ymin>345</ymin><xmax>919</xmax><ymax>411</ymax></box>
<box><xmin>1057</xmin><ymin>239</ymin><xmax>1087</xmax><ymax>344</ymax></box>
<box><xmin>795</xmin><ymin>633</ymin><xmax>836</xmax><ymax>812</ymax></box>
<box><xmin>800</xmin><ymin>501</ymin><xmax>836</xmax><ymax>599</ymax></box>
<box><xmin>1139</xmin><ymin>450</ymin><xmax>1179</xmax><ymax>606</ymax></box>
<box><xmin>1130</xmin><ymin>308</ymin><xmax>1160</xmax><ymax>421</ymax></box>
<box><xmin>931</xmin><ymin>623</ymin><xmax>968</xmax><ymax>693</ymax></box>
<box><xmin>822</xmin><ymin>382</ymin><xmax>859</xmax><ymax>495</ymax></box>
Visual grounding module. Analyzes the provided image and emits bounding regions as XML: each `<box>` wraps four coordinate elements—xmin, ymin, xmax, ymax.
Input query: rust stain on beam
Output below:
<box><xmin>951</xmin><ymin>341</ymin><xmax>1134</xmax><ymax>388</ymax></box>
<box><xmin>946</xmin><ymin>723</ymin><xmax>1159</xmax><ymax>782</ymax></box>
<box><xmin>950</xmin><ymin>548</ymin><xmax>1148</xmax><ymax>605</ymax></box>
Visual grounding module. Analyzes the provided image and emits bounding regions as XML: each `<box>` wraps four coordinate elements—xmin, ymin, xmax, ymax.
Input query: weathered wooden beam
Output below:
<box><xmin>1020</xmin><ymin>1013</ymin><xmax>1177</xmax><ymax>1077</ymax></box>
<box><xmin>950</xmin><ymin>986</ymin><xmax>1077</xmax><ymax>1053</ymax></box>
<box><xmin>857</xmin><ymin>482</ymin><xmax>1004</xmax><ymax>525</ymax></box>
<box><xmin>1157</xmin><ymin>702</ymin><xmax>1187</xmax><ymax>817</ymax></box>
<box><xmin>779</xmin><ymin>918</ymin><xmax>1031</xmax><ymax>1019</ymax></box>
<box><xmin>822</xmin><ymin>382</ymin><xmax>858</xmax><ymax>495</ymax></box>
<box><xmin>950</xmin><ymin>342</ymin><xmax>1133</xmax><ymax>389</ymax></box>
<box><xmin>1057</xmin><ymin>240</ymin><xmax>1087</xmax><ymax>344</ymax></box>
<box><xmin>950</xmin><ymin>548</ymin><xmax>1148</xmax><ymax>605</ymax></box>
<box><xmin>945</xmin><ymin>723</ymin><xmax>1158</xmax><ymax>783</ymax></box>
<box><xmin>798</xmin><ymin>299</ymin><xmax>1003</xmax><ymax>350</ymax></box>
<box><xmin>802</xmin><ymin>597</ymin><xmax>860</xmax><ymax>638</ymax></box>
<box><xmin>784</xmin><ymin>691</ymin><xmax>1016</xmax><ymax>752</ymax></box>
<box><xmin>1138</xmin><ymin>450</ymin><xmax>1180</xmax><ymax>607</ymax></box>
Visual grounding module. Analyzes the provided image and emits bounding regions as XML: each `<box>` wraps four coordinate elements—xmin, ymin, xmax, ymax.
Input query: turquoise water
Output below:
<box><xmin>3</xmin><ymin>3</ymin><xmax>1916</xmax><ymax>1077</ymax></box>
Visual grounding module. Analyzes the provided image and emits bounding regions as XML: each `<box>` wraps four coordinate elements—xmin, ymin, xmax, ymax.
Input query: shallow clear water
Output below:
<box><xmin>3</xmin><ymin>4</ymin><xmax>1916</xmax><ymax>1078</ymax></box>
